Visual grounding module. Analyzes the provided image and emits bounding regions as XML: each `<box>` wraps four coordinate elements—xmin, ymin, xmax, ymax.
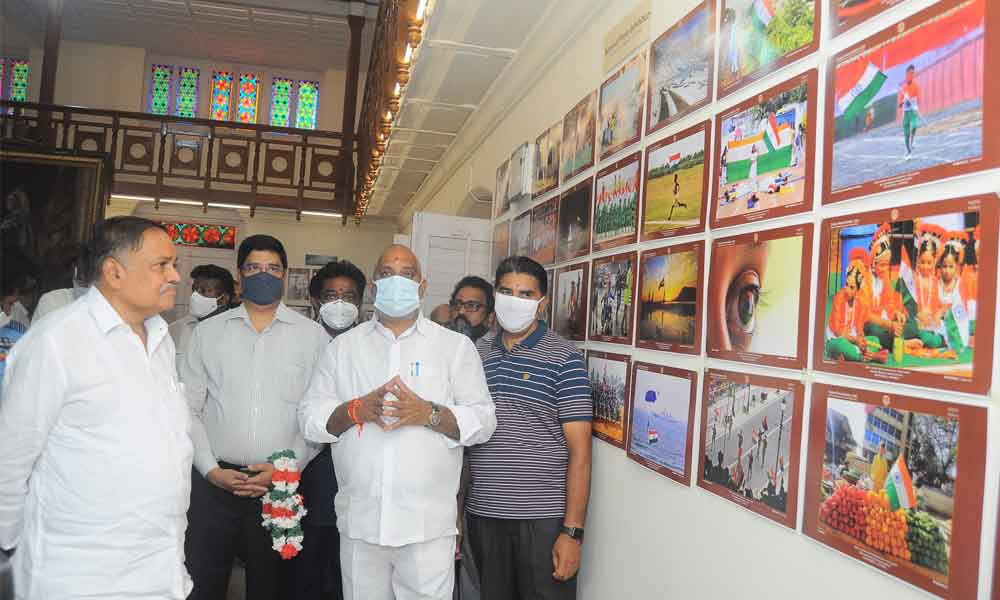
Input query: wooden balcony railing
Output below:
<box><xmin>0</xmin><ymin>101</ymin><xmax>354</xmax><ymax>217</ymax></box>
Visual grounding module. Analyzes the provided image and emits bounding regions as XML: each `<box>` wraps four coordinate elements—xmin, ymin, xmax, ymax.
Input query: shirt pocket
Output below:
<box><xmin>403</xmin><ymin>358</ymin><xmax>452</xmax><ymax>407</ymax></box>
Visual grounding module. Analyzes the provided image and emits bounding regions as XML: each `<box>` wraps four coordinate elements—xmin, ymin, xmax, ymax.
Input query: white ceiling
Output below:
<box><xmin>3</xmin><ymin>0</ymin><xmax>378</xmax><ymax>71</ymax></box>
<box><xmin>368</xmin><ymin>0</ymin><xmax>555</xmax><ymax>218</ymax></box>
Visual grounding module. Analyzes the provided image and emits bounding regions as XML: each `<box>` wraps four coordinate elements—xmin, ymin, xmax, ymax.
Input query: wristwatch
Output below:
<box><xmin>426</xmin><ymin>402</ymin><xmax>442</xmax><ymax>428</ymax></box>
<box><xmin>560</xmin><ymin>525</ymin><xmax>585</xmax><ymax>543</ymax></box>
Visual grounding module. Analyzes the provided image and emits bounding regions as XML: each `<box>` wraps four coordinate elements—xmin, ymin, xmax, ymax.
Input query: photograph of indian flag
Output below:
<box><xmin>719</xmin><ymin>0</ymin><xmax>816</xmax><ymax>90</ymax></box>
<box><xmin>820</xmin><ymin>397</ymin><xmax>959</xmax><ymax>579</ymax></box>
<box><xmin>716</xmin><ymin>82</ymin><xmax>808</xmax><ymax>220</ymax></box>
<box><xmin>830</xmin><ymin>0</ymin><xmax>986</xmax><ymax>191</ymax></box>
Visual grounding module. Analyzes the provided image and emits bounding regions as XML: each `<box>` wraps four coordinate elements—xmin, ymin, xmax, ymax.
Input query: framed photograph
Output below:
<box><xmin>642</xmin><ymin>120</ymin><xmax>710</xmax><ymax>240</ymax></box>
<box><xmin>627</xmin><ymin>362</ymin><xmax>698</xmax><ymax>485</ymax></box>
<box><xmin>285</xmin><ymin>267</ymin><xmax>312</xmax><ymax>304</ymax></box>
<box><xmin>592</xmin><ymin>151</ymin><xmax>641</xmax><ymax>251</ymax></box>
<box><xmin>510</xmin><ymin>210</ymin><xmax>532</xmax><ymax>257</ymax></box>
<box><xmin>589</xmin><ymin>250</ymin><xmax>637</xmax><ymax>346</ymax></box>
<box><xmin>560</xmin><ymin>91</ymin><xmax>598</xmax><ymax>183</ymax></box>
<box><xmin>707</xmin><ymin>222</ymin><xmax>813</xmax><ymax>369</ymax></box>
<box><xmin>304</xmin><ymin>254</ymin><xmax>337</xmax><ymax>267</ymax></box>
<box><xmin>831</xmin><ymin>0</ymin><xmax>906</xmax><ymax>35</ymax></box>
<box><xmin>718</xmin><ymin>0</ymin><xmax>820</xmax><ymax>98</ymax></box>
<box><xmin>556</xmin><ymin>177</ymin><xmax>593</xmax><ymax>262</ymax></box>
<box><xmin>711</xmin><ymin>69</ymin><xmax>817</xmax><ymax>229</ymax></box>
<box><xmin>803</xmin><ymin>384</ymin><xmax>987</xmax><ymax>599</ymax></box>
<box><xmin>599</xmin><ymin>51</ymin><xmax>647</xmax><ymax>160</ymax></box>
<box><xmin>647</xmin><ymin>1</ymin><xmax>716</xmax><ymax>135</ymax></box>
<box><xmin>491</xmin><ymin>220</ymin><xmax>510</xmax><ymax>276</ymax></box>
<box><xmin>814</xmin><ymin>195</ymin><xmax>997</xmax><ymax>395</ymax></box>
<box><xmin>508</xmin><ymin>142</ymin><xmax>534</xmax><ymax>206</ymax></box>
<box><xmin>529</xmin><ymin>197</ymin><xmax>558</xmax><ymax>266</ymax></box>
<box><xmin>588</xmin><ymin>351</ymin><xmax>632</xmax><ymax>449</ymax></box>
<box><xmin>495</xmin><ymin>159</ymin><xmax>510</xmax><ymax>218</ymax></box>
<box><xmin>533</xmin><ymin>121</ymin><xmax>563</xmax><ymax>198</ymax></box>
<box><xmin>636</xmin><ymin>240</ymin><xmax>705</xmax><ymax>354</ymax></box>
<box><xmin>553</xmin><ymin>261</ymin><xmax>590</xmax><ymax>341</ymax></box>
<box><xmin>698</xmin><ymin>369</ymin><xmax>804</xmax><ymax>529</ymax></box>
<box><xmin>824</xmin><ymin>0</ymin><xmax>999</xmax><ymax>205</ymax></box>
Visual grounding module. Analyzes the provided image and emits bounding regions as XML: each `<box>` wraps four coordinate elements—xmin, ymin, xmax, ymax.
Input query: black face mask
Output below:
<box><xmin>449</xmin><ymin>314</ymin><xmax>489</xmax><ymax>342</ymax></box>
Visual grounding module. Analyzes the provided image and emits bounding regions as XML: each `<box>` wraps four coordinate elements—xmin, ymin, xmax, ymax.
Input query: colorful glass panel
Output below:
<box><xmin>295</xmin><ymin>80</ymin><xmax>319</xmax><ymax>130</ymax></box>
<box><xmin>270</xmin><ymin>77</ymin><xmax>293</xmax><ymax>127</ymax></box>
<box><xmin>10</xmin><ymin>60</ymin><xmax>29</xmax><ymax>103</ymax></box>
<box><xmin>210</xmin><ymin>71</ymin><xmax>233</xmax><ymax>120</ymax></box>
<box><xmin>174</xmin><ymin>66</ymin><xmax>200</xmax><ymax>118</ymax></box>
<box><xmin>237</xmin><ymin>72</ymin><xmax>260</xmax><ymax>124</ymax></box>
<box><xmin>149</xmin><ymin>64</ymin><xmax>173</xmax><ymax>115</ymax></box>
<box><xmin>0</xmin><ymin>61</ymin><xmax>6</xmax><ymax>100</ymax></box>
<box><xmin>161</xmin><ymin>221</ymin><xmax>237</xmax><ymax>250</ymax></box>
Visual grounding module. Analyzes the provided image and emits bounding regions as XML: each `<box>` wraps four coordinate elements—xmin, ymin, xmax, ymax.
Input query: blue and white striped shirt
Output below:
<box><xmin>467</xmin><ymin>323</ymin><xmax>591</xmax><ymax>519</ymax></box>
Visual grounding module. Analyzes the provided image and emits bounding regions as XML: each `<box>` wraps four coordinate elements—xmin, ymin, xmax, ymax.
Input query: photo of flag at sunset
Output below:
<box><xmin>830</xmin><ymin>0</ymin><xmax>986</xmax><ymax>192</ymax></box>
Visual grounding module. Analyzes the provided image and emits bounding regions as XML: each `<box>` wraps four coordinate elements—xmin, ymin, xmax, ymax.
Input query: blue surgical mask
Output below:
<box><xmin>374</xmin><ymin>275</ymin><xmax>421</xmax><ymax>318</ymax></box>
<box><xmin>241</xmin><ymin>272</ymin><xmax>284</xmax><ymax>306</ymax></box>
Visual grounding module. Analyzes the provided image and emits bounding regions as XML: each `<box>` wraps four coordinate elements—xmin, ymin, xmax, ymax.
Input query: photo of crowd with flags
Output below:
<box><xmin>719</xmin><ymin>0</ymin><xmax>817</xmax><ymax>91</ymax></box>
<box><xmin>594</xmin><ymin>159</ymin><xmax>640</xmax><ymax>246</ymax></box>
<box><xmin>716</xmin><ymin>82</ymin><xmax>808</xmax><ymax>220</ymax></box>
<box><xmin>588</xmin><ymin>354</ymin><xmax>630</xmax><ymax>445</ymax></box>
<box><xmin>820</xmin><ymin>395</ymin><xmax>959</xmax><ymax>579</ymax></box>
<box><xmin>590</xmin><ymin>255</ymin><xmax>635</xmax><ymax>340</ymax></box>
<box><xmin>822</xmin><ymin>210</ymin><xmax>980</xmax><ymax>377</ymax></box>
<box><xmin>830</xmin><ymin>0</ymin><xmax>986</xmax><ymax>192</ymax></box>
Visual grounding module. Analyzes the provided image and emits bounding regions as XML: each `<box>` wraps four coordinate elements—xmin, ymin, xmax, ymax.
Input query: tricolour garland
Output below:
<box><xmin>261</xmin><ymin>449</ymin><xmax>307</xmax><ymax>559</ymax></box>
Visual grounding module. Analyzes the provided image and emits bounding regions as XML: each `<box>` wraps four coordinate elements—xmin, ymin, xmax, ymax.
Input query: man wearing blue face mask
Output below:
<box><xmin>181</xmin><ymin>234</ymin><xmax>328</xmax><ymax>600</ymax></box>
<box><xmin>299</xmin><ymin>244</ymin><xmax>497</xmax><ymax>600</ymax></box>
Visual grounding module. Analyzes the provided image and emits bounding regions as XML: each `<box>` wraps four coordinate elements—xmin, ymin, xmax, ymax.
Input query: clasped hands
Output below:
<box><xmin>350</xmin><ymin>375</ymin><xmax>433</xmax><ymax>432</ymax></box>
<box><xmin>207</xmin><ymin>462</ymin><xmax>275</xmax><ymax>498</ymax></box>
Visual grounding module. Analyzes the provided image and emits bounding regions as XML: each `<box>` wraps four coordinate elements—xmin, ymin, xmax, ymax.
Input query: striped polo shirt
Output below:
<box><xmin>467</xmin><ymin>322</ymin><xmax>592</xmax><ymax>519</ymax></box>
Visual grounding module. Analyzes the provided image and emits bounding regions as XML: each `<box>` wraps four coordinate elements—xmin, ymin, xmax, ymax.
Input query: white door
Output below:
<box><xmin>409</xmin><ymin>212</ymin><xmax>493</xmax><ymax>313</ymax></box>
<box><xmin>165</xmin><ymin>246</ymin><xmax>238</xmax><ymax>324</ymax></box>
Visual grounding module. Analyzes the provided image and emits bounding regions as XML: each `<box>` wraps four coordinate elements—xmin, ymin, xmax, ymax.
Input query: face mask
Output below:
<box><xmin>241</xmin><ymin>272</ymin><xmax>284</xmax><ymax>306</ymax></box>
<box><xmin>320</xmin><ymin>299</ymin><xmax>359</xmax><ymax>331</ymax></box>
<box><xmin>449</xmin><ymin>314</ymin><xmax>489</xmax><ymax>342</ymax></box>
<box><xmin>189</xmin><ymin>291</ymin><xmax>221</xmax><ymax>319</ymax></box>
<box><xmin>494</xmin><ymin>293</ymin><xmax>541</xmax><ymax>334</ymax></box>
<box><xmin>374</xmin><ymin>275</ymin><xmax>421</xmax><ymax>318</ymax></box>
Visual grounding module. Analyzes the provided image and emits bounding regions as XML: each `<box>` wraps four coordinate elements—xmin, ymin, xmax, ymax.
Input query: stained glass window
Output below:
<box><xmin>10</xmin><ymin>60</ymin><xmax>29</xmax><ymax>103</ymax></box>
<box><xmin>295</xmin><ymin>80</ymin><xmax>319</xmax><ymax>130</ymax></box>
<box><xmin>149</xmin><ymin>64</ymin><xmax>173</xmax><ymax>115</ymax></box>
<box><xmin>0</xmin><ymin>61</ymin><xmax>6</xmax><ymax>100</ymax></box>
<box><xmin>210</xmin><ymin>71</ymin><xmax>233</xmax><ymax>120</ymax></box>
<box><xmin>237</xmin><ymin>72</ymin><xmax>260</xmax><ymax>124</ymax></box>
<box><xmin>174</xmin><ymin>66</ymin><xmax>200</xmax><ymax>118</ymax></box>
<box><xmin>270</xmin><ymin>77</ymin><xmax>293</xmax><ymax>127</ymax></box>
<box><xmin>161</xmin><ymin>221</ymin><xmax>237</xmax><ymax>249</ymax></box>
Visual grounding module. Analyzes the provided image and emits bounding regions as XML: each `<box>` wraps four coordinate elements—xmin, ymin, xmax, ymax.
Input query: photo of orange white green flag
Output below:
<box><xmin>885</xmin><ymin>455</ymin><xmax>916</xmax><ymax>510</ymax></box>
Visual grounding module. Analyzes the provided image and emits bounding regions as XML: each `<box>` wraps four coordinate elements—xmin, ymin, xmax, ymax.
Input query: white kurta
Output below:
<box><xmin>0</xmin><ymin>287</ymin><xmax>194</xmax><ymax>599</ymax></box>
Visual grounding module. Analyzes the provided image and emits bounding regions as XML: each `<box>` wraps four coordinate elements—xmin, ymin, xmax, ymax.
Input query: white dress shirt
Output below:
<box><xmin>30</xmin><ymin>288</ymin><xmax>76</xmax><ymax>326</ymax></box>
<box><xmin>0</xmin><ymin>287</ymin><xmax>193</xmax><ymax>599</ymax></box>
<box><xmin>168</xmin><ymin>313</ymin><xmax>198</xmax><ymax>370</ymax></box>
<box><xmin>300</xmin><ymin>314</ymin><xmax>496</xmax><ymax>548</ymax></box>
<box><xmin>182</xmin><ymin>303</ymin><xmax>328</xmax><ymax>475</ymax></box>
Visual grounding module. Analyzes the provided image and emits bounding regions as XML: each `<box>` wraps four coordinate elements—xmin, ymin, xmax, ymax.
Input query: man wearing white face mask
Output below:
<box><xmin>291</xmin><ymin>259</ymin><xmax>367</xmax><ymax>600</ymax></box>
<box><xmin>467</xmin><ymin>256</ymin><xmax>593</xmax><ymax>600</ymax></box>
<box><xmin>168</xmin><ymin>264</ymin><xmax>235</xmax><ymax>370</ymax></box>
<box><xmin>299</xmin><ymin>244</ymin><xmax>496</xmax><ymax>600</ymax></box>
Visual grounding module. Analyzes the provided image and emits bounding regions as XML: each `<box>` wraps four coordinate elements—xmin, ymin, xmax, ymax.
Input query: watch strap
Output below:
<box><xmin>560</xmin><ymin>525</ymin><xmax>584</xmax><ymax>542</ymax></box>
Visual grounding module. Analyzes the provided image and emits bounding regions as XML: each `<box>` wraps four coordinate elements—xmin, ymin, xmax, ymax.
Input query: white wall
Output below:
<box><xmin>28</xmin><ymin>41</ymin><xmax>146</xmax><ymax>111</ymax></box>
<box><xmin>409</xmin><ymin>0</ymin><xmax>1000</xmax><ymax>598</ymax></box>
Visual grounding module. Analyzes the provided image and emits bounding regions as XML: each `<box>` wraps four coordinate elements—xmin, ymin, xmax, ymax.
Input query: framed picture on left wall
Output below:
<box><xmin>285</xmin><ymin>267</ymin><xmax>312</xmax><ymax>304</ymax></box>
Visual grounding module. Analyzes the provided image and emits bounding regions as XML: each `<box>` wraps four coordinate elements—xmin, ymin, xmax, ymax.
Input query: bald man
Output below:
<box><xmin>299</xmin><ymin>245</ymin><xmax>496</xmax><ymax>600</ymax></box>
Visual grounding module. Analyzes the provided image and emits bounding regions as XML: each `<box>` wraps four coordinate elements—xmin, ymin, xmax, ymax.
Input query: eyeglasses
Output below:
<box><xmin>241</xmin><ymin>263</ymin><xmax>285</xmax><ymax>276</ymax></box>
<box><xmin>321</xmin><ymin>290</ymin><xmax>359</xmax><ymax>303</ymax></box>
<box><xmin>450</xmin><ymin>299</ymin><xmax>484</xmax><ymax>313</ymax></box>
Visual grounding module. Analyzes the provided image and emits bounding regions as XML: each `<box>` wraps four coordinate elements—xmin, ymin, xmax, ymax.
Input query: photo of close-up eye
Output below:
<box><xmin>725</xmin><ymin>270</ymin><xmax>761</xmax><ymax>350</ymax></box>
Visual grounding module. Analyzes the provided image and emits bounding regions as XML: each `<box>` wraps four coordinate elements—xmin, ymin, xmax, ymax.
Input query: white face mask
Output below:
<box><xmin>494</xmin><ymin>293</ymin><xmax>542</xmax><ymax>334</ymax></box>
<box><xmin>189</xmin><ymin>291</ymin><xmax>221</xmax><ymax>319</ymax></box>
<box><xmin>320</xmin><ymin>299</ymin><xmax>359</xmax><ymax>331</ymax></box>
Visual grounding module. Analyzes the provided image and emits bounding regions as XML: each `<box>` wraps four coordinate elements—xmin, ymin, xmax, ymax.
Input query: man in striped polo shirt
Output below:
<box><xmin>467</xmin><ymin>256</ymin><xmax>593</xmax><ymax>599</ymax></box>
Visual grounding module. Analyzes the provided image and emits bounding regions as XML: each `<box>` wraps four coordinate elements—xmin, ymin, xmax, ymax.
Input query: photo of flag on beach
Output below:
<box><xmin>828</xmin><ymin>0</ymin><xmax>990</xmax><ymax>198</ymax></box>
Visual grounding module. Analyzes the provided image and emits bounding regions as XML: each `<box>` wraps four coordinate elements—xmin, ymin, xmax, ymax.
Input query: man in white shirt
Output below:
<box><xmin>182</xmin><ymin>234</ymin><xmax>328</xmax><ymax>600</ymax></box>
<box><xmin>299</xmin><ymin>244</ymin><xmax>497</xmax><ymax>600</ymax></box>
<box><xmin>0</xmin><ymin>216</ymin><xmax>193</xmax><ymax>599</ymax></box>
<box><xmin>167</xmin><ymin>264</ymin><xmax>235</xmax><ymax>368</ymax></box>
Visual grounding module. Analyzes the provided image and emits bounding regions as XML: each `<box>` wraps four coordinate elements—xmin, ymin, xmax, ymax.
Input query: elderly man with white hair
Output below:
<box><xmin>299</xmin><ymin>244</ymin><xmax>496</xmax><ymax>600</ymax></box>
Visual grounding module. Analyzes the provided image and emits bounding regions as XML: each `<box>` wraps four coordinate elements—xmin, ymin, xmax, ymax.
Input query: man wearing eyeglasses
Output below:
<box><xmin>299</xmin><ymin>244</ymin><xmax>496</xmax><ymax>600</ymax></box>
<box><xmin>447</xmin><ymin>276</ymin><xmax>494</xmax><ymax>342</ymax></box>
<box><xmin>181</xmin><ymin>234</ymin><xmax>329</xmax><ymax>600</ymax></box>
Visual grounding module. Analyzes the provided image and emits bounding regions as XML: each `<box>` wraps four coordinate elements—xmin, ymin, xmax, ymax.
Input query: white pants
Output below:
<box><xmin>340</xmin><ymin>534</ymin><xmax>456</xmax><ymax>600</ymax></box>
